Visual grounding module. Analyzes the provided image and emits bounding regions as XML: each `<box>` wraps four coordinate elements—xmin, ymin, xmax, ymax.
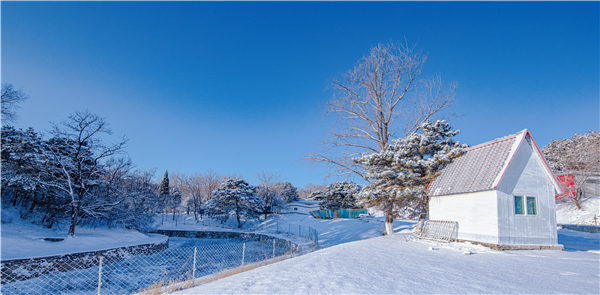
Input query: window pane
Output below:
<box><xmin>514</xmin><ymin>196</ymin><xmax>524</xmax><ymax>214</ymax></box>
<box><xmin>527</xmin><ymin>197</ymin><xmax>537</xmax><ymax>215</ymax></box>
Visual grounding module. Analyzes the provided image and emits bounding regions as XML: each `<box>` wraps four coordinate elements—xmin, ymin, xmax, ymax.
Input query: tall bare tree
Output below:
<box><xmin>542</xmin><ymin>131</ymin><xmax>600</xmax><ymax>209</ymax></box>
<box><xmin>308</xmin><ymin>40</ymin><xmax>456</xmax><ymax>181</ymax></box>
<box><xmin>39</xmin><ymin>110</ymin><xmax>127</xmax><ymax>236</ymax></box>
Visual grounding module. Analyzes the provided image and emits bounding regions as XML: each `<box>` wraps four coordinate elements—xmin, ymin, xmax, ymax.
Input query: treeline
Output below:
<box><xmin>1</xmin><ymin>110</ymin><xmax>156</xmax><ymax>235</ymax></box>
<box><xmin>162</xmin><ymin>170</ymin><xmax>301</xmax><ymax>228</ymax></box>
<box><xmin>1</xmin><ymin>108</ymin><xmax>303</xmax><ymax>235</ymax></box>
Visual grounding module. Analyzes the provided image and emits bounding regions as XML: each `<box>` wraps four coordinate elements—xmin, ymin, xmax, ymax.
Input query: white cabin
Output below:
<box><xmin>286</xmin><ymin>200</ymin><xmax>320</xmax><ymax>214</ymax></box>
<box><xmin>428</xmin><ymin>130</ymin><xmax>564</xmax><ymax>250</ymax></box>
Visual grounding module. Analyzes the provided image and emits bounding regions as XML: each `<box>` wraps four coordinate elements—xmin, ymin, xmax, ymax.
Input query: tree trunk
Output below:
<box><xmin>236</xmin><ymin>212</ymin><xmax>242</xmax><ymax>228</ymax></box>
<box><xmin>68</xmin><ymin>201</ymin><xmax>79</xmax><ymax>236</ymax></box>
<box><xmin>385</xmin><ymin>209</ymin><xmax>394</xmax><ymax>235</ymax></box>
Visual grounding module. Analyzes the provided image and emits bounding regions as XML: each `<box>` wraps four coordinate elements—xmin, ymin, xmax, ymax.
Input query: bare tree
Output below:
<box><xmin>255</xmin><ymin>171</ymin><xmax>285</xmax><ymax>219</ymax></box>
<box><xmin>1</xmin><ymin>83</ymin><xmax>29</xmax><ymax>124</ymax></box>
<box><xmin>39</xmin><ymin>110</ymin><xmax>127</xmax><ymax>236</ymax></box>
<box><xmin>307</xmin><ymin>40</ymin><xmax>457</xmax><ymax>181</ymax></box>
<box><xmin>201</xmin><ymin>169</ymin><xmax>223</xmax><ymax>201</ymax></box>
<box><xmin>299</xmin><ymin>183</ymin><xmax>328</xmax><ymax>200</ymax></box>
<box><xmin>542</xmin><ymin>131</ymin><xmax>600</xmax><ymax>209</ymax></box>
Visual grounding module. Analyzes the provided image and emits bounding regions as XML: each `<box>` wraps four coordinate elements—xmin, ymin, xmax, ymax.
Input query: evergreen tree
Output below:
<box><xmin>159</xmin><ymin>170</ymin><xmax>170</xmax><ymax>220</ymax></box>
<box><xmin>205</xmin><ymin>178</ymin><xmax>263</xmax><ymax>228</ymax></box>
<box><xmin>159</xmin><ymin>170</ymin><xmax>170</xmax><ymax>199</ymax></box>
<box><xmin>275</xmin><ymin>182</ymin><xmax>300</xmax><ymax>203</ymax></box>
<box><xmin>311</xmin><ymin>181</ymin><xmax>362</xmax><ymax>210</ymax></box>
<box><xmin>353</xmin><ymin>120</ymin><xmax>465</xmax><ymax>235</ymax></box>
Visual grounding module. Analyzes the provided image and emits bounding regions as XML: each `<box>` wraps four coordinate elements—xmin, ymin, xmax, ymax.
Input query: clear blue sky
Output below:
<box><xmin>2</xmin><ymin>1</ymin><xmax>598</xmax><ymax>188</ymax></box>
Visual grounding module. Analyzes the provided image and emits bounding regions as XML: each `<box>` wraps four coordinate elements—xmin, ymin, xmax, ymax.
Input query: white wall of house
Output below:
<box><xmin>429</xmin><ymin>190</ymin><xmax>499</xmax><ymax>244</ymax></box>
<box><xmin>496</xmin><ymin>138</ymin><xmax>559</xmax><ymax>246</ymax></box>
<box><xmin>287</xmin><ymin>201</ymin><xmax>320</xmax><ymax>214</ymax></box>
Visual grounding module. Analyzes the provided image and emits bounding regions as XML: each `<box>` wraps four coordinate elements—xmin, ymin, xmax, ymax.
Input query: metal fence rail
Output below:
<box><xmin>1</xmin><ymin>232</ymin><xmax>317</xmax><ymax>295</ymax></box>
<box><xmin>419</xmin><ymin>220</ymin><xmax>458</xmax><ymax>243</ymax></box>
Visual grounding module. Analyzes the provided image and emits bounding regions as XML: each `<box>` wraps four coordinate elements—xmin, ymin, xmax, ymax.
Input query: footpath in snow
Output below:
<box><xmin>174</xmin><ymin>230</ymin><xmax>600</xmax><ymax>294</ymax></box>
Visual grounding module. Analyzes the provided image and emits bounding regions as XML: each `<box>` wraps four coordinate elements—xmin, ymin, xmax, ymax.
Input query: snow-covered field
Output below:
<box><xmin>174</xmin><ymin>230</ymin><xmax>599</xmax><ymax>294</ymax></box>
<box><xmin>2</xmin><ymin>203</ymin><xmax>600</xmax><ymax>294</ymax></box>
<box><xmin>556</xmin><ymin>197</ymin><xmax>600</xmax><ymax>225</ymax></box>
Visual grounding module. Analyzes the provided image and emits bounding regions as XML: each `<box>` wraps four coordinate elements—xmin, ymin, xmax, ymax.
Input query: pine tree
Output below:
<box><xmin>205</xmin><ymin>178</ymin><xmax>263</xmax><ymax>228</ymax></box>
<box><xmin>159</xmin><ymin>170</ymin><xmax>170</xmax><ymax>198</ymax></box>
<box><xmin>159</xmin><ymin>170</ymin><xmax>170</xmax><ymax>223</ymax></box>
<box><xmin>275</xmin><ymin>182</ymin><xmax>300</xmax><ymax>203</ymax></box>
<box><xmin>311</xmin><ymin>181</ymin><xmax>361</xmax><ymax>210</ymax></box>
<box><xmin>353</xmin><ymin>120</ymin><xmax>465</xmax><ymax>235</ymax></box>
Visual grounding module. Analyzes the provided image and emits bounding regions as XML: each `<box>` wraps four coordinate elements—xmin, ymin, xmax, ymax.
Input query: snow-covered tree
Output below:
<box><xmin>542</xmin><ymin>131</ymin><xmax>600</xmax><ymax>209</ymax></box>
<box><xmin>255</xmin><ymin>172</ymin><xmax>289</xmax><ymax>218</ymax></box>
<box><xmin>311</xmin><ymin>181</ymin><xmax>362</xmax><ymax>210</ymax></box>
<box><xmin>158</xmin><ymin>170</ymin><xmax>170</xmax><ymax>222</ymax></box>
<box><xmin>169</xmin><ymin>188</ymin><xmax>183</xmax><ymax>221</ymax></box>
<box><xmin>205</xmin><ymin>178</ymin><xmax>263</xmax><ymax>228</ymax></box>
<box><xmin>353</xmin><ymin>120</ymin><xmax>465</xmax><ymax>235</ymax></box>
<box><xmin>307</xmin><ymin>41</ymin><xmax>457</xmax><ymax>181</ymax></box>
<box><xmin>1</xmin><ymin>126</ymin><xmax>46</xmax><ymax>210</ymax></box>
<box><xmin>38</xmin><ymin>110</ymin><xmax>127</xmax><ymax>236</ymax></box>
<box><xmin>275</xmin><ymin>182</ymin><xmax>300</xmax><ymax>203</ymax></box>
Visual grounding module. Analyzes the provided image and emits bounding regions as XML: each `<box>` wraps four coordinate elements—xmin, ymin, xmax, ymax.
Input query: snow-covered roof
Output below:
<box><xmin>428</xmin><ymin>129</ymin><xmax>563</xmax><ymax>196</ymax></box>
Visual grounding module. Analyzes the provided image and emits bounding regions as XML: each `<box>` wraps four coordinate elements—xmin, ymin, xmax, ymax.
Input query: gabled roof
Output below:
<box><xmin>428</xmin><ymin>129</ymin><xmax>563</xmax><ymax>196</ymax></box>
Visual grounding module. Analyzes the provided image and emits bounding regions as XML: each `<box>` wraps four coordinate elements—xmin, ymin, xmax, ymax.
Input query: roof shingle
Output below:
<box><xmin>428</xmin><ymin>131</ymin><xmax>522</xmax><ymax>196</ymax></box>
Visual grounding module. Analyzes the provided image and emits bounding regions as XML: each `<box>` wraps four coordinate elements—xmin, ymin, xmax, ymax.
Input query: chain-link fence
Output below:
<box><xmin>268</xmin><ymin>222</ymin><xmax>319</xmax><ymax>247</ymax></box>
<box><xmin>1</xmin><ymin>229</ymin><xmax>317</xmax><ymax>294</ymax></box>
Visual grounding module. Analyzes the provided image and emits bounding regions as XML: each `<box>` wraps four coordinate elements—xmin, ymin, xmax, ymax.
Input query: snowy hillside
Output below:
<box><xmin>556</xmin><ymin>197</ymin><xmax>600</xmax><ymax>225</ymax></box>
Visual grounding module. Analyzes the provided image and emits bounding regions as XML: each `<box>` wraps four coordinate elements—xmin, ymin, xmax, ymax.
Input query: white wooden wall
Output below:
<box><xmin>429</xmin><ymin>190</ymin><xmax>499</xmax><ymax>244</ymax></box>
<box><xmin>496</xmin><ymin>137</ymin><xmax>559</xmax><ymax>246</ymax></box>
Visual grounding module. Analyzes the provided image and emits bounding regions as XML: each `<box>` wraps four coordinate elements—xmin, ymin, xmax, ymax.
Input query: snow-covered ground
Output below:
<box><xmin>158</xmin><ymin>212</ymin><xmax>415</xmax><ymax>248</ymax></box>
<box><xmin>2</xmin><ymin>203</ymin><xmax>600</xmax><ymax>294</ymax></box>
<box><xmin>0</xmin><ymin>208</ymin><xmax>167</xmax><ymax>260</ymax></box>
<box><xmin>174</xmin><ymin>230</ymin><xmax>599</xmax><ymax>294</ymax></box>
<box><xmin>556</xmin><ymin>197</ymin><xmax>600</xmax><ymax>225</ymax></box>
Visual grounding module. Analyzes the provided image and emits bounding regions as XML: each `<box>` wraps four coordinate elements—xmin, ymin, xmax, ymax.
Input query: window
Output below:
<box><xmin>514</xmin><ymin>196</ymin><xmax>524</xmax><ymax>214</ymax></box>
<box><xmin>514</xmin><ymin>195</ymin><xmax>537</xmax><ymax>216</ymax></box>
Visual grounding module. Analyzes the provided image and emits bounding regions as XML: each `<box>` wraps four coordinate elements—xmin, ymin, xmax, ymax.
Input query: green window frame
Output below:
<box><xmin>514</xmin><ymin>195</ymin><xmax>538</xmax><ymax>216</ymax></box>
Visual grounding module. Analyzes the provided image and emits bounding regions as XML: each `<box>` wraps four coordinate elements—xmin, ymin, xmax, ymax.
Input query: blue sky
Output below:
<box><xmin>2</xmin><ymin>1</ymin><xmax>598</xmax><ymax>188</ymax></box>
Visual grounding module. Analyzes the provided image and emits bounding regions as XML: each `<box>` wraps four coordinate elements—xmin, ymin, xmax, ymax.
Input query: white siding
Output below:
<box><xmin>496</xmin><ymin>138</ymin><xmax>559</xmax><ymax>246</ymax></box>
<box><xmin>429</xmin><ymin>190</ymin><xmax>499</xmax><ymax>244</ymax></box>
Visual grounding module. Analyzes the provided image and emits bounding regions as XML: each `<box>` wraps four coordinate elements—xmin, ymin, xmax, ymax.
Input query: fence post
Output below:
<box><xmin>299</xmin><ymin>225</ymin><xmax>301</xmax><ymax>237</ymax></box>
<box><xmin>97</xmin><ymin>255</ymin><xmax>103</xmax><ymax>295</ymax></box>
<box><xmin>288</xmin><ymin>223</ymin><xmax>290</xmax><ymax>234</ymax></box>
<box><xmin>273</xmin><ymin>239</ymin><xmax>275</xmax><ymax>258</ymax></box>
<box><xmin>241</xmin><ymin>243</ymin><xmax>246</xmax><ymax>271</ymax></box>
<box><xmin>193</xmin><ymin>247</ymin><xmax>197</xmax><ymax>279</ymax></box>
